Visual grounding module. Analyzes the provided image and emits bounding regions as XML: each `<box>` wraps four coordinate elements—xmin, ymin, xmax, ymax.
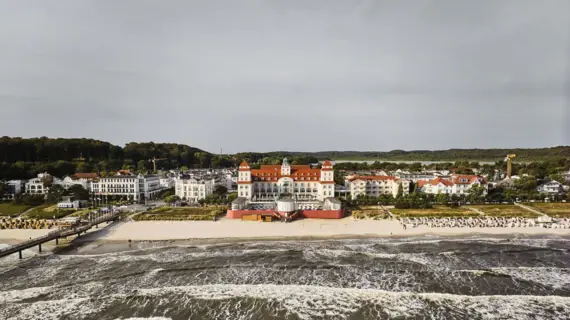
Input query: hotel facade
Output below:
<box><xmin>237</xmin><ymin>158</ymin><xmax>335</xmax><ymax>201</ymax></box>
<box><xmin>90</xmin><ymin>174</ymin><xmax>161</xmax><ymax>202</ymax></box>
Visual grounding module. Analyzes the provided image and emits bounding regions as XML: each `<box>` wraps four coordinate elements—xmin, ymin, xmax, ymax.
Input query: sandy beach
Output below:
<box><xmin>2</xmin><ymin>218</ymin><xmax>570</xmax><ymax>244</ymax></box>
<box><xmin>63</xmin><ymin>218</ymin><xmax>570</xmax><ymax>241</ymax></box>
<box><xmin>0</xmin><ymin>229</ymin><xmax>52</xmax><ymax>241</ymax></box>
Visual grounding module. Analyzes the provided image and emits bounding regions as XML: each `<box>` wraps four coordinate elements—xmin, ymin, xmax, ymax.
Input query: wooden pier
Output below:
<box><xmin>0</xmin><ymin>212</ymin><xmax>121</xmax><ymax>259</ymax></box>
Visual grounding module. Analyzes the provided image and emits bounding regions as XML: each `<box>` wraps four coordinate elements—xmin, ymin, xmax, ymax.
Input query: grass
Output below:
<box><xmin>23</xmin><ymin>205</ymin><xmax>76</xmax><ymax>219</ymax></box>
<box><xmin>525</xmin><ymin>202</ymin><xmax>570</xmax><ymax>218</ymax></box>
<box><xmin>133</xmin><ymin>206</ymin><xmax>226</xmax><ymax>221</ymax></box>
<box><xmin>465</xmin><ymin>204</ymin><xmax>540</xmax><ymax>218</ymax></box>
<box><xmin>390</xmin><ymin>205</ymin><xmax>479</xmax><ymax>218</ymax></box>
<box><xmin>0</xmin><ymin>202</ymin><xmax>34</xmax><ymax>217</ymax></box>
<box><xmin>352</xmin><ymin>209</ymin><xmax>388</xmax><ymax>220</ymax></box>
<box><xmin>68</xmin><ymin>208</ymin><xmax>93</xmax><ymax>217</ymax></box>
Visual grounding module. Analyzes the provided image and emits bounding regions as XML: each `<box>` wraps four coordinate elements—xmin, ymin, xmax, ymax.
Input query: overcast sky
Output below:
<box><xmin>1</xmin><ymin>0</ymin><xmax>569</xmax><ymax>153</ymax></box>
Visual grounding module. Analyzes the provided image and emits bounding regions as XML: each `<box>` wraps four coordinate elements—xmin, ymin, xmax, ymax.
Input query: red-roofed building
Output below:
<box><xmin>345</xmin><ymin>175</ymin><xmax>410</xmax><ymax>199</ymax></box>
<box><xmin>418</xmin><ymin>175</ymin><xmax>487</xmax><ymax>195</ymax></box>
<box><xmin>72</xmin><ymin>173</ymin><xmax>100</xmax><ymax>180</ymax></box>
<box><xmin>236</xmin><ymin>158</ymin><xmax>335</xmax><ymax>201</ymax></box>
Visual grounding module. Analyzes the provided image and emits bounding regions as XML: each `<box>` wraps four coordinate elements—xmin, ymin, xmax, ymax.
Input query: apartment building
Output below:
<box><xmin>90</xmin><ymin>174</ymin><xmax>161</xmax><ymax>202</ymax></box>
<box><xmin>417</xmin><ymin>175</ymin><xmax>487</xmax><ymax>195</ymax></box>
<box><xmin>174</xmin><ymin>178</ymin><xmax>215</xmax><ymax>203</ymax></box>
<box><xmin>345</xmin><ymin>175</ymin><xmax>410</xmax><ymax>199</ymax></box>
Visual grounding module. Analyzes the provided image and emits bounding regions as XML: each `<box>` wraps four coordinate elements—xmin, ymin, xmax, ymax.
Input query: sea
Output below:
<box><xmin>1</xmin><ymin>236</ymin><xmax>570</xmax><ymax>320</ymax></box>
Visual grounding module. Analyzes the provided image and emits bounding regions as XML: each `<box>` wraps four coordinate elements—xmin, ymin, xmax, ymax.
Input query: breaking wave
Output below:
<box><xmin>1</xmin><ymin>236</ymin><xmax>569</xmax><ymax>319</ymax></box>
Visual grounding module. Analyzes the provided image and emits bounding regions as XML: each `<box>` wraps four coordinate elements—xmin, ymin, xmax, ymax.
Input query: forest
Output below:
<box><xmin>0</xmin><ymin>137</ymin><xmax>213</xmax><ymax>180</ymax></box>
<box><xmin>286</xmin><ymin>147</ymin><xmax>570</xmax><ymax>161</ymax></box>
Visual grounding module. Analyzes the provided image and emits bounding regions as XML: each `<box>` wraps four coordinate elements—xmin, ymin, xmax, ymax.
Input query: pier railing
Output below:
<box><xmin>0</xmin><ymin>212</ymin><xmax>120</xmax><ymax>258</ymax></box>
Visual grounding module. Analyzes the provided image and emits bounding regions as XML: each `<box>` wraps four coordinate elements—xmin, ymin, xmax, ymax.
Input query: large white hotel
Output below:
<box><xmin>237</xmin><ymin>158</ymin><xmax>335</xmax><ymax>201</ymax></box>
<box><xmin>90</xmin><ymin>173</ymin><xmax>161</xmax><ymax>201</ymax></box>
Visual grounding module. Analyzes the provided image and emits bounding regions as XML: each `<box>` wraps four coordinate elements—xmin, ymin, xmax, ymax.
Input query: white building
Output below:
<box><xmin>417</xmin><ymin>175</ymin><xmax>488</xmax><ymax>195</ymax></box>
<box><xmin>25</xmin><ymin>173</ymin><xmax>57</xmax><ymax>195</ymax></box>
<box><xmin>2</xmin><ymin>180</ymin><xmax>26</xmax><ymax>200</ymax></box>
<box><xmin>90</xmin><ymin>174</ymin><xmax>161</xmax><ymax>202</ymax></box>
<box><xmin>58</xmin><ymin>176</ymin><xmax>89</xmax><ymax>190</ymax></box>
<box><xmin>345</xmin><ymin>175</ymin><xmax>410</xmax><ymax>199</ymax></box>
<box><xmin>57</xmin><ymin>196</ymin><xmax>87</xmax><ymax>209</ymax></box>
<box><xmin>68</xmin><ymin>173</ymin><xmax>100</xmax><ymax>191</ymax></box>
<box><xmin>237</xmin><ymin>158</ymin><xmax>335</xmax><ymax>201</ymax></box>
<box><xmin>159</xmin><ymin>177</ymin><xmax>175</xmax><ymax>189</ymax></box>
<box><xmin>537</xmin><ymin>181</ymin><xmax>564</xmax><ymax>194</ymax></box>
<box><xmin>393</xmin><ymin>170</ymin><xmax>444</xmax><ymax>182</ymax></box>
<box><xmin>174</xmin><ymin>178</ymin><xmax>215</xmax><ymax>203</ymax></box>
<box><xmin>219</xmin><ymin>171</ymin><xmax>234</xmax><ymax>190</ymax></box>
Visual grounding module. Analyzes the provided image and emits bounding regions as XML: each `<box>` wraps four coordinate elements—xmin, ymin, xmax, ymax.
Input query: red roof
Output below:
<box><xmin>237</xmin><ymin>162</ymin><xmax>335</xmax><ymax>183</ymax></box>
<box><xmin>238</xmin><ymin>160</ymin><xmax>250</xmax><ymax>171</ymax></box>
<box><xmin>321</xmin><ymin>160</ymin><xmax>333</xmax><ymax>171</ymax></box>
<box><xmin>72</xmin><ymin>173</ymin><xmax>99</xmax><ymax>180</ymax></box>
<box><xmin>419</xmin><ymin>176</ymin><xmax>485</xmax><ymax>188</ymax></box>
<box><xmin>452</xmin><ymin>175</ymin><xmax>486</xmax><ymax>185</ymax></box>
<box><xmin>250</xmin><ymin>164</ymin><xmax>322</xmax><ymax>182</ymax></box>
<box><xmin>433</xmin><ymin>178</ymin><xmax>454</xmax><ymax>187</ymax></box>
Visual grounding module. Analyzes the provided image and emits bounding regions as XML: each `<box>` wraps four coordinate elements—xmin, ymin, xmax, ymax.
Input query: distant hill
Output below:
<box><xmin>1</xmin><ymin>136</ymin><xmax>567</xmax><ymax>180</ymax></box>
<box><xmin>252</xmin><ymin>147</ymin><xmax>570</xmax><ymax>162</ymax></box>
<box><xmin>0</xmin><ymin>137</ymin><xmax>211</xmax><ymax>180</ymax></box>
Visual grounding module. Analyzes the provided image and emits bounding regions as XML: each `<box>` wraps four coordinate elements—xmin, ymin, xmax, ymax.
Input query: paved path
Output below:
<box><xmin>17</xmin><ymin>206</ymin><xmax>39</xmax><ymax>218</ymax></box>
<box><xmin>514</xmin><ymin>202</ymin><xmax>547</xmax><ymax>217</ymax></box>
<box><xmin>465</xmin><ymin>207</ymin><xmax>485</xmax><ymax>216</ymax></box>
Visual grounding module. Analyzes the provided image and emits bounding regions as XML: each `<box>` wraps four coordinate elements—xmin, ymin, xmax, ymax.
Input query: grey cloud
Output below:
<box><xmin>0</xmin><ymin>0</ymin><xmax>569</xmax><ymax>153</ymax></box>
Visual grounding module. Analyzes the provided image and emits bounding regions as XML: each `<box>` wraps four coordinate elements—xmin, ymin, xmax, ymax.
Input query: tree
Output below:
<box><xmin>137</xmin><ymin>160</ymin><xmax>148</xmax><ymax>173</ymax></box>
<box><xmin>467</xmin><ymin>185</ymin><xmax>486</xmax><ymax>203</ymax></box>
<box><xmin>514</xmin><ymin>176</ymin><xmax>537</xmax><ymax>192</ymax></box>
<box><xmin>41</xmin><ymin>175</ymin><xmax>54</xmax><ymax>187</ymax></box>
<box><xmin>160</xmin><ymin>188</ymin><xmax>175</xmax><ymax>199</ymax></box>
<box><xmin>180</xmin><ymin>166</ymin><xmax>189</xmax><ymax>172</ymax></box>
<box><xmin>396</xmin><ymin>184</ymin><xmax>404</xmax><ymax>199</ymax></box>
<box><xmin>410</xmin><ymin>181</ymin><xmax>418</xmax><ymax>194</ymax></box>
<box><xmin>334</xmin><ymin>170</ymin><xmax>345</xmax><ymax>185</ymax></box>
<box><xmin>16</xmin><ymin>194</ymin><xmax>45</xmax><ymax>206</ymax></box>
<box><xmin>165</xmin><ymin>195</ymin><xmax>180</xmax><ymax>204</ymax></box>
<box><xmin>214</xmin><ymin>185</ymin><xmax>228</xmax><ymax>196</ymax></box>
<box><xmin>66</xmin><ymin>184</ymin><xmax>89</xmax><ymax>200</ymax></box>
<box><xmin>227</xmin><ymin>192</ymin><xmax>238</xmax><ymax>203</ymax></box>
<box><xmin>46</xmin><ymin>184</ymin><xmax>65</xmax><ymax>203</ymax></box>
<box><xmin>0</xmin><ymin>181</ymin><xmax>5</xmax><ymax>200</ymax></box>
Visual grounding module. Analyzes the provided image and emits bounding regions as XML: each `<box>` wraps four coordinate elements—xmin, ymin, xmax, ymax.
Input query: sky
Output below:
<box><xmin>0</xmin><ymin>0</ymin><xmax>569</xmax><ymax>153</ymax></box>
